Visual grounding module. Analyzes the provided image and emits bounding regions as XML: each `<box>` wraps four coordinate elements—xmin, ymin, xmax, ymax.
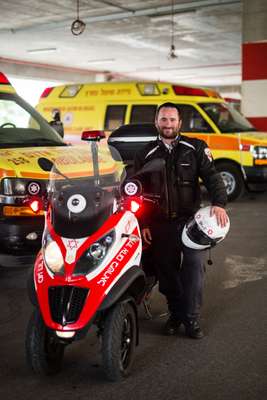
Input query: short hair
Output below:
<box><xmin>155</xmin><ymin>102</ymin><xmax>181</xmax><ymax>119</ymax></box>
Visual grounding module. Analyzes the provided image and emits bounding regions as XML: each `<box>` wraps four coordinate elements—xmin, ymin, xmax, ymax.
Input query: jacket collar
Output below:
<box><xmin>157</xmin><ymin>135</ymin><xmax>181</xmax><ymax>152</ymax></box>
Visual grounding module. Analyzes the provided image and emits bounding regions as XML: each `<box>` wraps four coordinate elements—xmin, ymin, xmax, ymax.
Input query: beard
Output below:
<box><xmin>157</xmin><ymin>126</ymin><xmax>179</xmax><ymax>140</ymax></box>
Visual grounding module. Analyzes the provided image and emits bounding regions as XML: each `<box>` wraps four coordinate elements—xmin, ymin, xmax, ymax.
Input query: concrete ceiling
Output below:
<box><xmin>0</xmin><ymin>0</ymin><xmax>242</xmax><ymax>93</ymax></box>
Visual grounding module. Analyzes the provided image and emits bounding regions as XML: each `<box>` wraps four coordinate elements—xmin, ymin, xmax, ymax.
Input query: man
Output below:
<box><xmin>134</xmin><ymin>102</ymin><xmax>228</xmax><ymax>338</ymax></box>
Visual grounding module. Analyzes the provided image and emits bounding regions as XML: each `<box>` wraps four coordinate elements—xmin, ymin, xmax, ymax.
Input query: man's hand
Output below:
<box><xmin>142</xmin><ymin>228</ymin><xmax>152</xmax><ymax>245</ymax></box>
<box><xmin>210</xmin><ymin>206</ymin><xmax>229</xmax><ymax>227</ymax></box>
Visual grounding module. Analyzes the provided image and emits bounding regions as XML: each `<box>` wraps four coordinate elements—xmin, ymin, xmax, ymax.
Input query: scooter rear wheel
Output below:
<box><xmin>102</xmin><ymin>301</ymin><xmax>137</xmax><ymax>381</ymax></box>
<box><xmin>25</xmin><ymin>309</ymin><xmax>65</xmax><ymax>375</ymax></box>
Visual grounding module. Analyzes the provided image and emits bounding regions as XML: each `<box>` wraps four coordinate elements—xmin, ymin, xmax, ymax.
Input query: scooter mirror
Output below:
<box><xmin>38</xmin><ymin>157</ymin><xmax>54</xmax><ymax>172</ymax></box>
<box><xmin>38</xmin><ymin>157</ymin><xmax>69</xmax><ymax>180</ymax></box>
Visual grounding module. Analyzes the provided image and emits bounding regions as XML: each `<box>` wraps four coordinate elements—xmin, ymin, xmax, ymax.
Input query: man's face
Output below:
<box><xmin>155</xmin><ymin>107</ymin><xmax>182</xmax><ymax>140</ymax></box>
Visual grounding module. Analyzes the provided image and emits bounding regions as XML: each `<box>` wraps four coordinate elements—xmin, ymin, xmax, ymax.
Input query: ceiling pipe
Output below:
<box><xmin>2</xmin><ymin>0</ymin><xmax>241</xmax><ymax>34</ymax></box>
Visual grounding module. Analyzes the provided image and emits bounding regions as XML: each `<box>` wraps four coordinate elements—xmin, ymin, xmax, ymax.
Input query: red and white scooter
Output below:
<box><xmin>25</xmin><ymin>131</ymin><xmax>151</xmax><ymax>381</ymax></box>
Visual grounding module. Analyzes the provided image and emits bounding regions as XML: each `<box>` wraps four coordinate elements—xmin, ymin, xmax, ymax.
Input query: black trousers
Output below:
<box><xmin>144</xmin><ymin>218</ymin><xmax>206</xmax><ymax>322</ymax></box>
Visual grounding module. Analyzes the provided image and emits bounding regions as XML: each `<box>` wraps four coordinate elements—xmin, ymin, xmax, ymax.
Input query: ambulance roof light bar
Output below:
<box><xmin>172</xmin><ymin>85</ymin><xmax>208</xmax><ymax>97</ymax></box>
<box><xmin>40</xmin><ymin>87</ymin><xmax>54</xmax><ymax>98</ymax></box>
<box><xmin>0</xmin><ymin>72</ymin><xmax>11</xmax><ymax>85</ymax></box>
<box><xmin>172</xmin><ymin>84</ymin><xmax>222</xmax><ymax>98</ymax></box>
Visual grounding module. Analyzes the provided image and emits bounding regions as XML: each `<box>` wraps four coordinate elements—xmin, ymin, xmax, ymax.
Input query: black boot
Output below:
<box><xmin>184</xmin><ymin>320</ymin><xmax>204</xmax><ymax>339</ymax></box>
<box><xmin>163</xmin><ymin>315</ymin><xmax>182</xmax><ymax>336</ymax></box>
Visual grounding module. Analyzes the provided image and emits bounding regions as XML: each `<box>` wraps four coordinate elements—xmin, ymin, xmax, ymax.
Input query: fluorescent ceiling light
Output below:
<box><xmin>150</xmin><ymin>9</ymin><xmax>196</xmax><ymax>21</ymax></box>
<box><xmin>27</xmin><ymin>47</ymin><xmax>57</xmax><ymax>54</ymax></box>
<box><xmin>87</xmin><ymin>58</ymin><xmax>115</xmax><ymax>65</ymax></box>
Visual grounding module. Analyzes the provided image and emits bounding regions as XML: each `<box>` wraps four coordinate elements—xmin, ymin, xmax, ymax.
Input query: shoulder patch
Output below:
<box><xmin>204</xmin><ymin>147</ymin><xmax>213</xmax><ymax>162</ymax></box>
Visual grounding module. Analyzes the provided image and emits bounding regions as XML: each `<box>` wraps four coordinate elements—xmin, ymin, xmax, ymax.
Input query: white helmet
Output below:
<box><xmin>182</xmin><ymin>206</ymin><xmax>230</xmax><ymax>250</ymax></box>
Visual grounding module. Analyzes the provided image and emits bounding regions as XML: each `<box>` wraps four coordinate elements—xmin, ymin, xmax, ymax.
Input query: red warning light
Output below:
<box><xmin>0</xmin><ymin>72</ymin><xmax>11</xmax><ymax>85</ymax></box>
<box><xmin>28</xmin><ymin>198</ymin><xmax>43</xmax><ymax>213</ymax></box>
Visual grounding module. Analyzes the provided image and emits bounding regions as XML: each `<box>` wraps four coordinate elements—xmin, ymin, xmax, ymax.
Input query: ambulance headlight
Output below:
<box><xmin>253</xmin><ymin>146</ymin><xmax>267</xmax><ymax>159</ymax></box>
<box><xmin>2</xmin><ymin>178</ymin><xmax>42</xmax><ymax>196</ymax></box>
<box><xmin>3</xmin><ymin>178</ymin><xmax>27</xmax><ymax>195</ymax></box>
<box><xmin>74</xmin><ymin>231</ymin><xmax>115</xmax><ymax>276</ymax></box>
<box><xmin>43</xmin><ymin>235</ymin><xmax>64</xmax><ymax>275</ymax></box>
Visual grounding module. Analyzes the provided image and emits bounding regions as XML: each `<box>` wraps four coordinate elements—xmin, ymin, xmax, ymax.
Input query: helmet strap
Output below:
<box><xmin>207</xmin><ymin>248</ymin><xmax>213</xmax><ymax>266</ymax></box>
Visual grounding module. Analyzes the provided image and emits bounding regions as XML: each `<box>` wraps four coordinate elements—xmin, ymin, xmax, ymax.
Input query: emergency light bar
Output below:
<box><xmin>172</xmin><ymin>85</ymin><xmax>208</xmax><ymax>97</ymax></box>
<box><xmin>172</xmin><ymin>84</ymin><xmax>221</xmax><ymax>98</ymax></box>
<box><xmin>82</xmin><ymin>130</ymin><xmax>106</xmax><ymax>141</ymax></box>
<box><xmin>0</xmin><ymin>72</ymin><xmax>10</xmax><ymax>84</ymax></box>
<box><xmin>40</xmin><ymin>87</ymin><xmax>54</xmax><ymax>98</ymax></box>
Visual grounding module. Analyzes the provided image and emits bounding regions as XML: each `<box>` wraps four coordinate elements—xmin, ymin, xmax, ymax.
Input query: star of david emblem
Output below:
<box><xmin>67</xmin><ymin>239</ymin><xmax>79</xmax><ymax>250</ymax></box>
<box><xmin>28</xmin><ymin>182</ymin><xmax>40</xmax><ymax>195</ymax></box>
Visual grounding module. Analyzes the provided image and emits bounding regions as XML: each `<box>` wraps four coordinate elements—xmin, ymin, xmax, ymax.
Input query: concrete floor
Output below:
<box><xmin>0</xmin><ymin>191</ymin><xmax>266</xmax><ymax>400</ymax></box>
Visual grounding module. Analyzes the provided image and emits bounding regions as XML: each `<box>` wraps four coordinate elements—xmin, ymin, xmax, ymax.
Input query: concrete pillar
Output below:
<box><xmin>242</xmin><ymin>0</ymin><xmax>267</xmax><ymax>131</ymax></box>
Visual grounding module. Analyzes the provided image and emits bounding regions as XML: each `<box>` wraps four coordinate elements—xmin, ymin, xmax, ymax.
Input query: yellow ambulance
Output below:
<box><xmin>36</xmin><ymin>81</ymin><xmax>267</xmax><ymax>201</ymax></box>
<box><xmin>0</xmin><ymin>73</ymin><xmax>119</xmax><ymax>266</ymax></box>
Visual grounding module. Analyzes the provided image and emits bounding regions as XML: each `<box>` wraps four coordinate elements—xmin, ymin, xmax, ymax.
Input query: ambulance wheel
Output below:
<box><xmin>102</xmin><ymin>302</ymin><xmax>137</xmax><ymax>381</ymax></box>
<box><xmin>25</xmin><ymin>309</ymin><xmax>65</xmax><ymax>375</ymax></box>
<box><xmin>216</xmin><ymin>162</ymin><xmax>244</xmax><ymax>201</ymax></box>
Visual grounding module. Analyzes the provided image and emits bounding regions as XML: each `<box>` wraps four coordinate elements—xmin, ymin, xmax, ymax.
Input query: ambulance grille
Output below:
<box><xmin>48</xmin><ymin>286</ymin><xmax>89</xmax><ymax>325</ymax></box>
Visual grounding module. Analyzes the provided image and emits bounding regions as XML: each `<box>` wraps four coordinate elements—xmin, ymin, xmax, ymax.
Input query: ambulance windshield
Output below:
<box><xmin>200</xmin><ymin>102</ymin><xmax>257</xmax><ymax>133</ymax></box>
<box><xmin>0</xmin><ymin>92</ymin><xmax>65</xmax><ymax>148</ymax></box>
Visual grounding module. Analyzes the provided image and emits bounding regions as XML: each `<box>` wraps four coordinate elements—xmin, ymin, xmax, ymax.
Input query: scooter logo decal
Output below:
<box><xmin>67</xmin><ymin>194</ymin><xmax>87</xmax><ymax>213</ymax></box>
<box><xmin>67</xmin><ymin>239</ymin><xmax>79</xmax><ymax>250</ymax></box>
<box><xmin>28</xmin><ymin>181</ymin><xmax>41</xmax><ymax>195</ymax></box>
<box><xmin>124</xmin><ymin>182</ymin><xmax>138</xmax><ymax>196</ymax></box>
<box><xmin>36</xmin><ymin>264</ymin><xmax>44</xmax><ymax>284</ymax></box>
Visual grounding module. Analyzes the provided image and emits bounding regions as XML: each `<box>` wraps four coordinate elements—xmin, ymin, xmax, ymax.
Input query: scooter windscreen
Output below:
<box><xmin>47</xmin><ymin>143</ymin><xmax>124</xmax><ymax>238</ymax></box>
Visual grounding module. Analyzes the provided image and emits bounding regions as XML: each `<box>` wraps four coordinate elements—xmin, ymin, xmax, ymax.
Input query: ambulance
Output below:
<box><xmin>0</xmin><ymin>73</ymin><xmax>119</xmax><ymax>265</ymax></box>
<box><xmin>36</xmin><ymin>81</ymin><xmax>267</xmax><ymax>201</ymax></box>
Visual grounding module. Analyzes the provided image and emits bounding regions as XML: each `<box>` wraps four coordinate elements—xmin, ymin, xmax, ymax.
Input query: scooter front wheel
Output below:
<box><xmin>25</xmin><ymin>309</ymin><xmax>65</xmax><ymax>375</ymax></box>
<box><xmin>102</xmin><ymin>301</ymin><xmax>137</xmax><ymax>381</ymax></box>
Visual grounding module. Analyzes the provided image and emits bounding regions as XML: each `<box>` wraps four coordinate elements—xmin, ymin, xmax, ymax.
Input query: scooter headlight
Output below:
<box><xmin>74</xmin><ymin>231</ymin><xmax>115</xmax><ymax>276</ymax></box>
<box><xmin>43</xmin><ymin>235</ymin><xmax>64</xmax><ymax>275</ymax></box>
<box><xmin>89</xmin><ymin>242</ymin><xmax>107</xmax><ymax>260</ymax></box>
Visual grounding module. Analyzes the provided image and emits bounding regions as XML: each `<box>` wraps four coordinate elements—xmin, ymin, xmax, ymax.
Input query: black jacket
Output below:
<box><xmin>133</xmin><ymin>135</ymin><xmax>227</xmax><ymax>227</ymax></box>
